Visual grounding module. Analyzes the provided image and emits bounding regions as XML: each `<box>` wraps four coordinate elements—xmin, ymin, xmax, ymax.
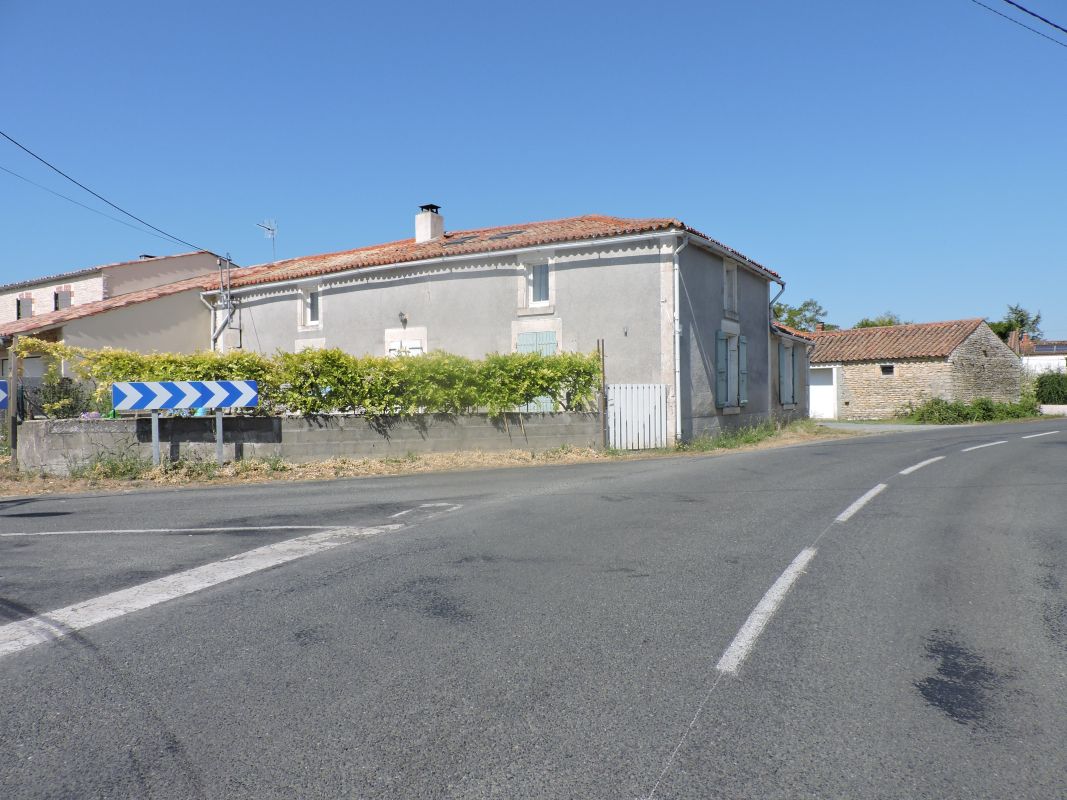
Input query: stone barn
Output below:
<box><xmin>808</xmin><ymin>318</ymin><xmax>1021</xmax><ymax>420</ymax></box>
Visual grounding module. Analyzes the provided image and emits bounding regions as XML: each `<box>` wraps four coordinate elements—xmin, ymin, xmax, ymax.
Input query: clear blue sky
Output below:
<box><xmin>2</xmin><ymin>1</ymin><xmax>1064</xmax><ymax>335</ymax></box>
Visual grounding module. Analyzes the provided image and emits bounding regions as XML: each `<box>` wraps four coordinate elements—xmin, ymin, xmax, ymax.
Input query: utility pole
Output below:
<box><xmin>7</xmin><ymin>335</ymin><xmax>18</xmax><ymax>469</ymax></box>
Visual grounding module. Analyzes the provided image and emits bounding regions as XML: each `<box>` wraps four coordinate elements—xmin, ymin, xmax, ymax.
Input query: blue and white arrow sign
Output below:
<box><xmin>0</xmin><ymin>379</ymin><xmax>7</xmax><ymax>411</ymax></box>
<box><xmin>111</xmin><ymin>380</ymin><xmax>258</xmax><ymax>411</ymax></box>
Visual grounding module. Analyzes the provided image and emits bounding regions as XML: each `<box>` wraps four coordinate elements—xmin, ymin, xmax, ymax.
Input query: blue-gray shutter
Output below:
<box><xmin>792</xmin><ymin>342</ymin><xmax>803</xmax><ymax>406</ymax></box>
<box><xmin>778</xmin><ymin>341</ymin><xmax>789</xmax><ymax>405</ymax></box>
<box><xmin>715</xmin><ymin>330</ymin><xmax>729</xmax><ymax>407</ymax></box>
<box><xmin>516</xmin><ymin>330</ymin><xmax>557</xmax><ymax>411</ymax></box>
<box><xmin>738</xmin><ymin>335</ymin><xmax>748</xmax><ymax>406</ymax></box>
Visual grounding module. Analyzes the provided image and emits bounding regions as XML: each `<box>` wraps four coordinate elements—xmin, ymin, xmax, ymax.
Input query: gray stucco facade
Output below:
<box><xmin>211</xmin><ymin>215</ymin><xmax>800</xmax><ymax>441</ymax></box>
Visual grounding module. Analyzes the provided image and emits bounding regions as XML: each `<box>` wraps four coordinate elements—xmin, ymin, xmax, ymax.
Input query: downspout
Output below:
<box><xmin>768</xmin><ymin>280</ymin><xmax>786</xmax><ymax>414</ymax></box>
<box><xmin>673</xmin><ymin>234</ymin><xmax>690</xmax><ymax>442</ymax></box>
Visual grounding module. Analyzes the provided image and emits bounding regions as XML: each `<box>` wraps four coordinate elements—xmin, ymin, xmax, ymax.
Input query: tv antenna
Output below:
<box><xmin>256</xmin><ymin>219</ymin><xmax>277</xmax><ymax>262</ymax></box>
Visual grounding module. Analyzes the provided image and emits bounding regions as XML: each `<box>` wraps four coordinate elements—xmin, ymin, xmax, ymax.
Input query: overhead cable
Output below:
<box><xmin>0</xmin><ymin>129</ymin><xmax>212</xmax><ymax>253</ymax></box>
<box><xmin>968</xmin><ymin>0</ymin><xmax>1067</xmax><ymax>49</ymax></box>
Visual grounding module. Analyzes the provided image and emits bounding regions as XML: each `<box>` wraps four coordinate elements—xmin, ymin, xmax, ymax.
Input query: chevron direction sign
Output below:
<box><xmin>0</xmin><ymin>379</ymin><xmax>7</xmax><ymax>411</ymax></box>
<box><xmin>112</xmin><ymin>380</ymin><xmax>258</xmax><ymax>411</ymax></box>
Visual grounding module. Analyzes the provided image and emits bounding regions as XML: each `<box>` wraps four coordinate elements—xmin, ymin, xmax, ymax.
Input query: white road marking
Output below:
<box><xmin>1022</xmin><ymin>430</ymin><xmax>1059</xmax><ymax>439</ymax></box>
<box><xmin>835</xmin><ymin>483</ymin><xmax>887</xmax><ymax>523</ymax></box>
<box><xmin>961</xmin><ymin>440</ymin><xmax>1007</xmax><ymax>452</ymax></box>
<box><xmin>899</xmin><ymin>456</ymin><xmax>945</xmax><ymax>476</ymax></box>
<box><xmin>715</xmin><ymin>547</ymin><xmax>817</xmax><ymax>675</ymax></box>
<box><xmin>389</xmin><ymin>509</ymin><xmax>414</xmax><ymax>518</ymax></box>
<box><xmin>0</xmin><ymin>524</ymin><xmax>401</xmax><ymax>659</ymax></box>
<box><xmin>0</xmin><ymin>525</ymin><xmax>338</xmax><ymax>538</ymax></box>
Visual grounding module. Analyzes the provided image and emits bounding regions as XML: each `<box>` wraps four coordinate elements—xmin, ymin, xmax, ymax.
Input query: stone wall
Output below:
<box><xmin>948</xmin><ymin>324</ymin><xmax>1022</xmax><ymax>402</ymax></box>
<box><xmin>15</xmin><ymin>413</ymin><xmax>603</xmax><ymax>475</ymax></box>
<box><xmin>837</xmin><ymin>359</ymin><xmax>953</xmax><ymax>419</ymax></box>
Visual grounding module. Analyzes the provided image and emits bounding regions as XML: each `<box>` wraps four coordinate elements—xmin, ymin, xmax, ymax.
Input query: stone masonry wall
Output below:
<box><xmin>948</xmin><ymin>324</ymin><xmax>1022</xmax><ymax>403</ymax></box>
<box><xmin>837</xmin><ymin>359</ymin><xmax>953</xmax><ymax>419</ymax></box>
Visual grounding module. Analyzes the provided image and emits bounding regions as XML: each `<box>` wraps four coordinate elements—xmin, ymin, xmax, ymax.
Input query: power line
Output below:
<box><xmin>0</xmin><ymin>129</ymin><xmax>212</xmax><ymax>253</ymax></box>
<box><xmin>968</xmin><ymin>0</ymin><xmax>1067</xmax><ymax>49</ymax></box>
<box><xmin>0</xmin><ymin>163</ymin><xmax>177</xmax><ymax>244</ymax></box>
<box><xmin>999</xmin><ymin>0</ymin><xmax>1067</xmax><ymax>37</ymax></box>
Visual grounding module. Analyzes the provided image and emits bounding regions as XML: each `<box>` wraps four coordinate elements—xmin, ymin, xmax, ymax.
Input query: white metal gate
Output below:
<box><xmin>607</xmin><ymin>383</ymin><xmax>668</xmax><ymax>450</ymax></box>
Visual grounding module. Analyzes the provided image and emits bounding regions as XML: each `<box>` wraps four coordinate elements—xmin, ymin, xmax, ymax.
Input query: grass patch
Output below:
<box><xmin>67</xmin><ymin>451</ymin><xmax>153</xmax><ymax>480</ymax></box>
<box><xmin>898</xmin><ymin>396</ymin><xmax>1040</xmax><ymax>424</ymax></box>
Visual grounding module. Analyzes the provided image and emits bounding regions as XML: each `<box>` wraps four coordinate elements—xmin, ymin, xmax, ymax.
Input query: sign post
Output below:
<box><xmin>111</xmin><ymin>380</ymin><xmax>259</xmax><ymax>466</ymax></box>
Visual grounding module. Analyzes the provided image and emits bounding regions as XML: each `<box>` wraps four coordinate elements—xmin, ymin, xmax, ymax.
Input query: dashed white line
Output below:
<box><xmin>899</xmin><ymin>456</ymin><xmax>945</xmax><ymax>476</ymax></box>
<box><xmin>0</xmin><ymin>523</ymin><xmax>401</xmax><ymax>659</ymax></box>
<box><xmin>0</xmin><ymin>525</ymin><xmax>337</xmax><ymax>538</ymax></box>
<box><xmin>834</xmin><ymin>483</ymin><xmax>888</xmax><ymax>523</ymax></box>
<box><xmin>715</xmin><ymin>547</ymin><xmax>818</xmax><ymax>675</ymax></box>
<box><xmin>961</xmin><ymin>440</ymin><xmax>1007</xmax><ymax>452</ymax></box>
<box><xmin>1022</xmin><ymin>431</ymin><xmax>1059</xmax><ymax>439</ymax></box>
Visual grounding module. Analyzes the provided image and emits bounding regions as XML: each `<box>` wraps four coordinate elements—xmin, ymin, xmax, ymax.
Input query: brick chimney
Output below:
<box><xmin>415</xmin><ymin>204</ymin><xmax>444</xmax><ymax>243</ymax></box>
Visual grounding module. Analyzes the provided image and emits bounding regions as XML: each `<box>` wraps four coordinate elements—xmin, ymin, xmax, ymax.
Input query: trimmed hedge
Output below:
<box><xmin>14</xmin><ymin>339</ymin><xmax>601</xmax><ymax>417</ymax></box>
<box><xmin>1035</xmin><ymin>372</ymin><xmax>1067</xmax><ymax>405</ymax></box>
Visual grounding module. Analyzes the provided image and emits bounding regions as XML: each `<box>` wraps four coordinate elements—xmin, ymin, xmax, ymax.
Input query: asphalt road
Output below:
<box><xmin>1</xmin><ymin>420</ymin><xmax>1064</xmax><ymax>799</ymax></box>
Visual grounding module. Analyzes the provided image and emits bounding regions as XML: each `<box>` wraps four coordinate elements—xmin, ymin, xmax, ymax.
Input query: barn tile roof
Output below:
<box><xmin>810</xmin><ymin>318</ymin><xmax>985</xmax><ymax>364</ymax></box>
<box><xmin>772</xmin><ymin>321</ymin><xmax>815</xmax><ymax>341</ymax></box>
<box><xmin>225</xmin><ymin>214</ymin><xmax>780</xmax><ymax>289</ymax></box>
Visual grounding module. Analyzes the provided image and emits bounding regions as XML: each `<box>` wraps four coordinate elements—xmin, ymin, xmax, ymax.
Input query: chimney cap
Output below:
<box><xmin>418</xmin><ymin>204</ymin><xmax>441</xmax><ymax>214</ymax></box>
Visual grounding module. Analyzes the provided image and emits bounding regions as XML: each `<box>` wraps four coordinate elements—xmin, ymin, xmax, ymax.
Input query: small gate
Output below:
<box><xmin>607</xmin><ymin>383</ymin><xmax>668</xmax><ymax>450</ymax></box>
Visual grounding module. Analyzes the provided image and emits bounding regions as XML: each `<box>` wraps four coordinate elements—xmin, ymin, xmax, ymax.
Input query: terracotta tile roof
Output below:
<box><xmin>0</xmin><ymin>251</ymin><xmax>213</xmax><ymax>294</ymax></box>
<box><xmin>810</xmin><ymin>318</ymin><xmax>985</xmax><ymax>364</ymax></box>
<box><xmin>225</xmin><ymin>214</ymin><xmax>780</xmax><ymax>290</ymax></box>
<box><xmin>0</xmin><ymin>265</ymin><xmax>274</xmax><ymax>338</ymax></box>
<box><xmin>772</xmin><ymin>321</ymin><xmax>815</xmax><ymax>341</ymax></box>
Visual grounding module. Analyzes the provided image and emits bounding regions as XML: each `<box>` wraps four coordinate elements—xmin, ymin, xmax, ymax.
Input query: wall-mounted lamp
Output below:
<box><xmin>399</xmin><ymin>311</ymin><xmax>408</xmax><ymax>328</ymax></box>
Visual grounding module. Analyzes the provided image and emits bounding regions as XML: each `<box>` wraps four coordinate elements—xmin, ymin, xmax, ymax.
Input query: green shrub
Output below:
<box><xmin>17</xmin><ymin>338</ymin><xmax>601</xmax><ymax>419</ymax></box>
<box><xmin>901</xmin><ymin>396</ymin><xmax>1039</xmax><ymax>423</ymax></box>
<box><xmin>68</xmin><ymin>451</ymin><xmax>153</xmax><ymax>480</ymax></box>
<box><xmin>1035</xmin><ymin>372</ymin><xmax>1067</xmax><ymax>404</ymax></box>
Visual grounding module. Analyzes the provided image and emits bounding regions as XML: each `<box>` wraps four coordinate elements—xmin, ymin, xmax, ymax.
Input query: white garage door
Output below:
<box><xmin>809</xmin><ymin>367</ymin><xmax>837</xmax><ymax>419</ymax></box>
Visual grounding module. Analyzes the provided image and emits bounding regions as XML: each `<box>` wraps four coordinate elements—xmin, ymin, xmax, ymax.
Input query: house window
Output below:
<box><xmin>723</xmin><ymin>263</ymin><xmax>738</xmax><ymax>315</ymax></box>
<box><xmin>529</xmin><ymin>263</ymin><xmax>550</xmax><ymax>306</ymax></box>
<box><xmin>54</xmin><ymin>290</ymin><xmax>72</xmax><ymax>311</ymax></box>
<box><xmin>880</xmin><ymin>364</ymin><xmax>895</xmax><ymax>376</ymax></box>
<box><xmin>716</xmin><ymin>329</ymin><xmax>748</xmax><ymax>408</ymax></box>
<box><xmin>15</xmin><ymin>297</ymin><xmax>32</xmax><ymax>319</ymax></box>
<box><xmin>299</xmin><ymin>288</ymin><xmax>321</xmax><ymax>328</ymax></box>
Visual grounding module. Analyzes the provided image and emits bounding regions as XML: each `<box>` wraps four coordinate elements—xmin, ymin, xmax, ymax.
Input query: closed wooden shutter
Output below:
<box><xmin>738</xmin><ymin>335</ymin><xmax>748</xmax><ymax>406</ymax></box>
<box><xmin>715</xmin><ymin>330</ymin><xmax>729</xmax><ymax>407</ymax></box>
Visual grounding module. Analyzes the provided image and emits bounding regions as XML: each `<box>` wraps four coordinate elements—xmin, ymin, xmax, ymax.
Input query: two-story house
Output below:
<box><xmin>203</xmin><ymin>207</ymin><xmax>808</xmax><ymax>439</ymax></box>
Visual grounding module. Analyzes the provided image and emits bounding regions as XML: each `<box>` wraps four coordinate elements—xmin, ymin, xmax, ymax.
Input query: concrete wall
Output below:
<box><xmin>948</xmin><ymin>324</ymin><xmax>1021</xmax><ymax>403</ymax></box>
<box><xmin>1023</xmin><ymin>354</ymin><xmax>1067</xmax><ymax>375</ymax></box>
<box><xmin>60</xmin><ymin>289</ymin><xmax>209</xmax><ymax>356</ymax></box>
<box><xmin>102</xmin><ymin>253</ymin><xmax>219</xmax><ymax>296</ymax></box>
<box><xmin>16</xmin><ymin>413</ymin><xmax>602</xmax><ymax>475</ymax></box>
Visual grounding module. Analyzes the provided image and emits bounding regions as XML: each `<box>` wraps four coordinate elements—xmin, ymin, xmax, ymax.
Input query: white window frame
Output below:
<box><xmin>723</xmin><ymin>262</ymin><xmax>738</xmax><ymax>316</ymax></box>
<box><xmin>528</xmin><ymin>262</ymin><xmax>551</xmax><ymax>307</ymax></box>
<box><xmin>298</xmin><ymin>287</ymin><xmax>322</xmax><ymax>331</ymax></box>
<box><xmin>384</xmin><ymin>326</ymin><xmax>427</xmax><ymax>358</ymax></box>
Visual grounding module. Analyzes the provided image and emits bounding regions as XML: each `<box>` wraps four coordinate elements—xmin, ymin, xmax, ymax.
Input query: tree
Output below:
<box><xmin>772</xmin><ymin>298</ymin><xmax>837</xmax><ymax>332</ymax></box>
<box><xmin>988</xmin><ymin>304</ymin><xmax>1042</xmax><ymax>341</ymax></box>
<box><xmin>854</xmin><ymin>311</ymin><xmax>910</xmax><ymax>328</ymax></box>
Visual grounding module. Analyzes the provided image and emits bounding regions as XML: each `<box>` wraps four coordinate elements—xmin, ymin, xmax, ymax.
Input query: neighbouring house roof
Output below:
<box><xmin>772</xmin><ymin>321</ymin><xmax>815</xmax><ymax>342</ymax></box>
<box><xmin>0</xmin><ymin>265</ymin><xmax>274</xmax><ymax>339</ymax></box>
<box><xmin>1027</xmin><ymin>340</ymin><xmax>1067</xmax><ymax>355</ymax></box>
<box><xmin>0</xmin><ymin>251</ymin><xmax>214</xmax><ymax>294</ymax></box>
<box><xmin>810</xmin><ymin>318</ymin><xmax>986</xmax><ymax>364</ymax></box>
<box><xmin>221</xmin><ymin>214</ymin><xmax>780</xmax><ymax>291</ymax></box>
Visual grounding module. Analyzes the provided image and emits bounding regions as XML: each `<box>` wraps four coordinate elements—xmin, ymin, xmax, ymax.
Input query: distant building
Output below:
<box><xmin>1007</xmin><ymin>330</ymin><xmax>1067</xmax><ymax>375</ymax></box>
<box><xmin>808</xmin><ymin>319</ymin><xmax>1021</xmax><ymax>419</ymax></box>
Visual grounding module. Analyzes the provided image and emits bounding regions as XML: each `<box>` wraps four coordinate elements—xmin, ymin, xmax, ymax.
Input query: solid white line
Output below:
<box><xmin>835</xmin><ymin>483</ymin><xmax>888</xmax><ymax>523</ymax></box>
<box><xmin>961</xmin><ymin>440</ymin><xmax>1007</xmax><ymax>452</ymax></box>
<box><xmin>0</xmin><ymin>524</ymin><xmax>401</xmax><ymax>659</ymax></box>
<box><xmin>388</xmin><ymin>509</ymin><xmax>414</xmax><ymax>518</ymax></box>
<box><xmin>0</xmin><ymin>525</ymin><xmax>338</xmax><ymax>538</ymax></box>
<box><xmin>1022</xmin><ymin>431</ymin><xmax>1059</xmax><ymax>439</ymax></box>
<box><xmin>716</xmin><ymin>547</ymin><xmax>817</xmax><ymax>675</ymax></box>
<box><xmin>899</xmin><ymin>456</ymin><xmax>945</xmax><ymax>476</ymax></box>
